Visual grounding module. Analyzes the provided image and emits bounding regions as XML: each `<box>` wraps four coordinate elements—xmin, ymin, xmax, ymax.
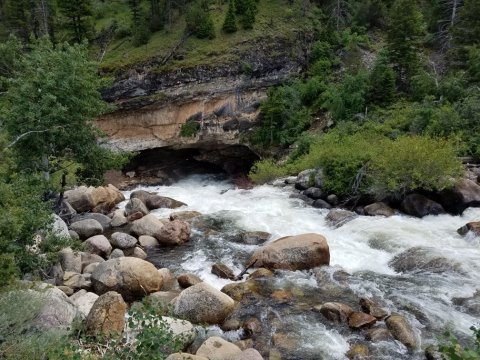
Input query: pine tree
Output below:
<box><xmin>3</xmin><ymin>0</ymin><xmax>33</xmax><ymax>42</ymax></box>
<box><xmin>453</xmin><ymin>0</ymin><xmax>480</xmax><ymax>51</ymax></box>
<box><xmin>57</xmin><ymin>0</ymin><xmax>94</xmax><ymax>43</ymax></box>
<box><xmin>368</xmin><ymin>51</ymin><xmax>396</xmax><ymax>105</ymax></box>
<box><xmin>241</xmin><ymin>1</ymin><xmax>255</xmax><ymax>29</ymax></box>
<box><xmin>223</xmin><ymin>0</ymin><xmax>237</xmax><ymax>33</ymax></box>
<box><xmin>386</xmin><ymin>0</ymin><xmax>425</xmax><ymax>88</ymax></box>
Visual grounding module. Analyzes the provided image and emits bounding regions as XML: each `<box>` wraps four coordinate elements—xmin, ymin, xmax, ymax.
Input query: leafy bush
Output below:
<box><xmin>186</xmin><ymin>1</ymin><xmax>216</xmax><ymax>39</ymax></box>
<box><xmin>439</xmin><ymin>326</ymin><xmax>480</xmax><ymax>360</ymax></box>
<box><xmin>180</xmin><ymin>121</ymin><xmax>201</xmax><ymax>137</ymax></box>
<box><xmin>249</xmin><ymin>159</ymin><xmax>293</xmax><ymax>184</ymax></box>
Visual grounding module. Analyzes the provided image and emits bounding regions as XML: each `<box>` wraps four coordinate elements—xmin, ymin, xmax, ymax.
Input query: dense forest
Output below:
<box><xmin>0</xmin><ymin>0</ymin><xmax>480</xmax><ymax>359</ymax></box>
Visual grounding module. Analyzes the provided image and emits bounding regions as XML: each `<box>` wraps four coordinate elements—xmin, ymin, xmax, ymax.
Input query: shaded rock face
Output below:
<box><xmin>436</xmin><ymin>179</ymin><xmax>480</xmax><ymax>214</ymax></box>
<box><xmin>248</xmin><ymin>233</ymin><xmax>330</xmax><ymax>271</ymax></box>
<box><xmin>91</xmin><ymin>257</ymin><xmax>163</xmax><ymax>301</ymax></box>
<box><xmin>400</xmin><ymin>194</ymin><xmax>445</xmax><ymax>218</ymax></box>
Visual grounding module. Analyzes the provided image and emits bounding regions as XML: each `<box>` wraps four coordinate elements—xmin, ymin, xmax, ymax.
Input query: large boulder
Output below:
<box><xmin>29</xmin><ymin>287</ymin><xmax>78</xmax><ymax>331</ymax></box>
<box><xmin>111</xmin><ymin>209</ymin><xmax>128</xmax><ymax>227</ymax></box>
<box><xmin>156</xmin><ymin>220</ymin><xmax>191</xmax><ymax>245</ymax></box>
<box><xmin>70</xmin><ymin>219</ymin><xmax>103</xmax><ymax>239</ymax></box>
<box><xmin>173</xmin><ymin>283</ymin><xmax>235</xmax><ymax>324</ymax></box>
<box><xmin>146</xmin><ymin>195</ymin><xmax>187</xmax><ymax>210</ymax></box>
<box><xmin>91</xmin><ymin>257</ymin><xmax>163</xmax><ymax>301</ymax></box>
<box><xmin>65</xmin><ymin>184</ymin><xmax>124</xmax><ymax>213</ymax></box>
<box><xmin>130</xmin><ymin>189</ymin><xmax>154</xmax><ymax>204</ymax></box>
<box><xmin>85</xmin><ymin>235</ymin><xmax>112</xmax><ymax>257</ymax></box>
<box><xmin>85</xmin><ymin>291</ymin><xmax>127</xmax><ymax>336</ymax></box>
<box><xmin>385</xmin><ymin>314</ymin><xmax>417</xmax><ymax>349</ymax></box>
<box><xmin>437</xmin><ymin>179</ymin><xmax>480</xmax><ymax>214</ymax></box>
<box><xmin>247</xmin><ymin>233</ymin><xmax>330</xmax><ymax>271</ymax></box>
<box><xmin>317</xmin><ymin>302</ymin><xmax>354</xmax><ymax>323</ymax></box>
<box><xmin>196</xmin><ymin>336</ymin><xmax>242</xmax><ymax>360</ymax></box>
<box><xmin>400</xmin><ymin>194</ymin><xmax>445</xmax><ymax>218</ymax></box>
<box><xmin>110</xmin><ymin>232</ymin><xmax>138</xmax><ymax>249</ymax></box>
<box><xmin>139</xmin><ymin>235</ymin><xmax>159</xmax><ymax>247</ymax></box>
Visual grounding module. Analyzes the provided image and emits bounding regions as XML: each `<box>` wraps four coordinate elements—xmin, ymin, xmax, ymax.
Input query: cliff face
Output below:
<box><xmin>96</xmin><ymin>35</ymin><xmax>311</xmax><ymax>174</ymax></box>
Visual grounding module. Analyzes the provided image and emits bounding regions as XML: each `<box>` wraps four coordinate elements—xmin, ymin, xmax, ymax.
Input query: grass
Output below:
<box><xmin>97</xmin><ymin>0</ymin><xmax>320</xmax><ymax>72</ymax></box>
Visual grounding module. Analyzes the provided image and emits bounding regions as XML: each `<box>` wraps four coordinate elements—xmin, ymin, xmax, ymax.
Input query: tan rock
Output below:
<box><xmin>85</xmin><ymin>291</ymin><xmax>127</xmax><ymax>336</ymax></box>
<box><xmin>132</xmin><ymin>246</ymin><xmax>147</xmax><ymax>259</ymax></box>
<box><xmin>146</xmin><ymin>195</ymin><xmax>186</xmax><ymax>210</ymax></box>
<box><xmin>196</xmin><ymin>336</ymin><xmax>242</xmax><ymax>360</ymax></box>
<box><xmin>365</xmin><ymin>327</ymin><xmax>392</xmax><ymax>342</ymax></box>
<box><xmin>158</xmin><ymin>268</ymin><xmax>176</xmax><ymax>290</ymax></box>
<box><xmin>364</xmin><ymin>202</ymin><xmax>395</xmax><ymax>217</ymax></box>
<box><xmin>70</xmin><ymin>289</ymin><xmax>99</xmax><ymax>318</ymax></box>
<box><xmin>211</xmin><ymin>263</ymin><xmax>235</xmax><ymax>280</ymax></box>
<box><xmin>359</xmin><ymin>298</ymin><xmax>388</xmax><ymax>319</ymax></box>
<box><xmin>317</xmin><ymin>302</ymin><xmax>354</xmax><ymax>323</ymax></box>
<box><xmin>346</xmin><ymin>344</ymin><xmax>369</xmax><ymax>359</ymax></box>
<box><xmin>385</xmin><ymin>314</ymin><xmax>417</xmax><ymax>348</ymax></box>
<box><xmin>173</xmin><ymin>283</ymin><xmax>235</xmax><ymax>324</ymax></box>
<box><xmin>91</xmin><ymin>257</ymin><xmax>163</xmax><ymax>301</ymax></box>
<box><xmin>125</xmin><ymin>198</ymin><xmax>149</xmax><ymax>216</ymax></box>
<box><xmin>232</xmin><ymin>348</ymin><xmax>264</xmax><ymax>360</ymax></box>
<box><xmin>156</xmin><ymin>220</ymin><xmax>191</xmax><ymax>245</ymax></box>
<box><xmin>247</xmin><ymin>233</ymin><xmax>330</xmax><ymax>271</ymax></box>
<box><xmin>139</xmin><ymin>235</ymin><xmax>159</xmax><ymax>247</ymax></box>
<box><xmin>248</xmin><ymin>268</ymin><xmax>274</xmax><ymax>280</ymax></box>
<box><xmin>166</xmin><ymin>353</ymin><xmax>208</xmax><ymax>360</ymax></box>
<box><xmin>85</xmin><ymin>235</ymin><xmax>112</xmax><ymax>257</ymax></box>
<box><xmin>63</xmin><ymin>271</ymin><xmax>86</xmax><ymax>289</ymax></box>
<box><xmin>170</xmin><ymin>211</ymin><xmax>202</xmax><ymax>221</ymax></box>
<box><xmin>131</xmin><ymin>214</ymin><xmax>165</xmax><ymax>238</ymax></box>
<box><xmin>348</xmin><ymin>312</ymin><xmax>377</xmax><ymax>329</ymax></box>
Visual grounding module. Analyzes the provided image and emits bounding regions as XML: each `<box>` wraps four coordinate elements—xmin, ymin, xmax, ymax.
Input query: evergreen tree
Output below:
<box><xmin>223</xmin><ymin>0</ymin><xmax>237</xmax><ymax>33</ymax></box>
<box><xmin>149</xmin><ymin>0</ymin><xmax>164</xmax><ymax>31</ymax></box>
<box><xmin>453</xmin><ymin>0</ymin><xmax>480</xmax><ymax>54</ymax></box>
<box><xmin>241</xmin><ymin>0</ymin><xmax>255</xmax><ymax>29</ymax></box>
<box><xmin>57</xmin><ymin>0</ymin><xmax>94</xmax><ymax>43</ymax></box>
<box><xmin>368</xmin><ymin>51</ymin><xmax>396</xmax><ymax>105</ymax></box>
<box><xmin>128</xmin><ymin>0</ymin><xmax>141</xmax><ymax>26</ymax></box>
<box><xmin>3</xmin><ymin>0</ymin><xmax>33</xmax><ymax>42</ymax></box>
<box><xmin>386</xmin><ymin>0</ymin><xmax>425</xmax><ymax>89</ymax></box>
<box><xmin>185</xmin><ymin>1</ymin><xmax>215</xmax><ymax>39</ymax></box>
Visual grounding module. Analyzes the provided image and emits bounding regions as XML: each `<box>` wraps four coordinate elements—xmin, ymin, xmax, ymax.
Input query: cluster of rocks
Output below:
<box><xmin>275</xmin><ymin>169</ymin><xmax>480</xmax><ymax>225</ymax></box>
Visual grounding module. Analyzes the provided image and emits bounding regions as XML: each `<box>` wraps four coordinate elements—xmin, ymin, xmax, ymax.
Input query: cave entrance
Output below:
<box><xmin>122</xmin><ymin>144</ymin><xmax>259</xmax><ymax>184</ymax></box>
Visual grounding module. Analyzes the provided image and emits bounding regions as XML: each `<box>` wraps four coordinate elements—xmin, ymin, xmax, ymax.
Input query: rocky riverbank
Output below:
<box><xmin>15</xmin><ymin>170</ymin><xmax>480</xmax><ymax>360</ymax></box>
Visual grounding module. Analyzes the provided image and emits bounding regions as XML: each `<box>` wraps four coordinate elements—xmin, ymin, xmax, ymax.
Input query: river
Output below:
<box><xmin>119</xmin><ymin>174</ymin><xmax>480</xmax><ymax>359</ymax></box>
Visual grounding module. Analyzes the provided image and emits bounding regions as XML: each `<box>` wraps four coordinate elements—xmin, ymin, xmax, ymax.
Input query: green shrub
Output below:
<box><xmin>186</xmin><ymin>1</ymin><xmax>216</xmax><ymax>39</ymax></box>
<box><xmin>439</xmin><ymin>326</ymin><xmax>480</xmax><ymax>360</ymax></box>
<box><xmin>180</xmin><ymin>121</ymin><xmax>201</xmax><ymax>137</ymax></box>
<box><xmin>249</xmin><ymin>159</ymin><xmax>294</xmax><ymax>184</ymax></box>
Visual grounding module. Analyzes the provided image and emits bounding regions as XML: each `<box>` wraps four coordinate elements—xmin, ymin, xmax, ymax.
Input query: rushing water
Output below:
<box><xmin>120</xmin><ymin>175</ymin><xmax>480</xmax><ymax>359</ymax></box>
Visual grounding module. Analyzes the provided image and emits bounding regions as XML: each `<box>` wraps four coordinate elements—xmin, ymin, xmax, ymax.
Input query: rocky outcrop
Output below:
<box><xmin>247</xmin><ymin>233</ymin><xmax>330</xmax><ymax>271</ymax></box>
<box><xmin>91</xmin><ymin>257</ymin><xmax>163</xmax><ymax>301</ymax></box>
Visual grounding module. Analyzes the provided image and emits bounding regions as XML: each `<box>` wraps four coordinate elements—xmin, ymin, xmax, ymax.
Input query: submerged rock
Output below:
<box><xmin>385</xmin><ymin>314</ymin><xmax>417</xmax><ymax>349</ymax></box>
<box><xmin>457</xmin><ymin>221</ymin><xmax>480</xmax><ymax>236</ymax></box>
<box><xmin>247</xmin><ymin>233</ymin><xmax>330</xmax><ymax>271</ymax></box>
<box><xmin>347</xmin><ymin>312</ymin><xmax>377</xmax><ymax>329</ymax></box>
<box><xmin>325</xmin><ymin>209</ymin><xmax>357</xmax><ymax>228</ymax></box>
<box><xmin>389</xmin><ymin>247</ymin><xmax>463</xmax><ymax>274</ymax></box>
<box><xmin>346</xmin><ymin>344</ymin><xmax>369</xmax><ymax>359</ymax></box>
<box><xmin>146</xmin><ymin>195</ymin><xmax>187</xmax><ymax>210</ymax></box>
<box><xmin>317</xmin><ymin>302</ymin><xmax>354</xmax><ymax>323</ymax></box>
<box><xmin>211</xmin><ymin>263</ymin><xmax>236</xmax><ymax>280</ymax></box>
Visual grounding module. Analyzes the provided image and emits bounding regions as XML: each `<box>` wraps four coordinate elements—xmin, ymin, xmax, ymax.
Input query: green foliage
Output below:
<box><xmin>249</xmin><ymin>159</ymin><xmax>293</xmax><ymax>184</ymax></box>
<box><xmin>57</xmin><ymin>0</ymin><xmax>94</xmax><ymax>43</ymax></box>
<box><xmin>0</xmin><ymin>36</ymin><xmax>23</xmax><ymax>92</ymax></box>
<box><xmin>241</xmin><ymin>1</ymin><xmax>256</xmax><ymax>30</ymax></box>
<box><xmin>180</xmin><ymin>120</ymin><xmax>201</xmax><ymax>137</ymax></box>
<box><xmin>251</xmin><ymin>125</ymin><xmax>462</xmax><ymax>197</ymax></box>
<box><xmin>1</xmin><ymin>39</ymin><xmax>126</xmax><ymax>184</ymax></box>
<box><xmin>133</xmin><ymin>21</ymin><xmax>152</xmax><ymax>47</ymax></box>
<box><xmin>467</xmin><ymin>46</ymin><xmax>480</xmax><ymax>83</ymax></box>
<box><xmin>185</xmin><ymin>0</ymin><xmax>216</xmax><ymax>39</ymax></box>
<box><xmin>387</xmin><ymin>0</ymin><xmax>425</xmax><ymax>88</ymax></box>
<box><xmin>453</xmin><ymin>0</ymin><xmax>480</xmax><ymax>53</ymax></box>
<box><xmin>410</xmin><ymin>69</ymin><xmax>438</xmax><ymax>101</ymax></box>
<box><xmin>223</xmin><ymin>0</ymin><xmax>238</xmax><ymax>33</ymax></box>
<box><xmin>254</xmin><ymin>84</ymin><xmax>311</xmax><ymax>147</ymax></box>
<box><xmin>352</xmin><ymin>0</ymin><xmax>387</xmax><ymax>29</ymax></box>
<box><xmin>322</xmin><ymin>71</ymin><xmax>368</xmax><ymax>120</ymax></box>
<box><xmin>368</xmin><ymin>51</ymin><xmax>396</xmax><ymax>106</ymax></box>
<box><xmin>439</xmin><ymin>326</ymin><xmax>480</xmax><ymax>360</ymax></box>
